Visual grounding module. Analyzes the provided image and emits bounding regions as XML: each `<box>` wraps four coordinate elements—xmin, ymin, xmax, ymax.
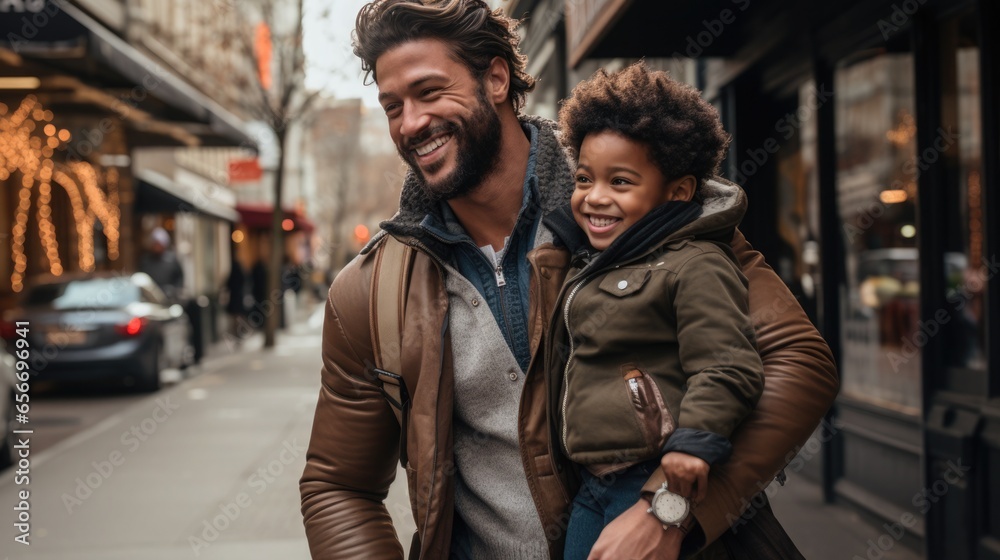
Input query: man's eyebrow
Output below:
<box><xmin>377</xmin><ymin>75</ymin><xmax>447</xmax><ymax>103</ymax></box>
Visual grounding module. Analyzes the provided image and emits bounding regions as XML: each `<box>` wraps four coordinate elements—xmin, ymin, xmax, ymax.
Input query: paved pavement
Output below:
<box><xmin>771</xmin><ymin>472</ymin><xmax>923</xmax><ymax>560</ymax></box>
<box><xmin>1</xmin><ymin>303</ymin><xmax>923</xmax><ymax>559</ymax></box>
<box><xmin>0</xmin><ymin>305</ymin><xmax>337</xmax><ymax>559</ymax></box>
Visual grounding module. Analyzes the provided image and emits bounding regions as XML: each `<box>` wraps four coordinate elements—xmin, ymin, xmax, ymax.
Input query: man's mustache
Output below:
<box><xmin>404</xmin><ymin>122</ymin><xmax>459</xmax><ymax>150</ymax></box>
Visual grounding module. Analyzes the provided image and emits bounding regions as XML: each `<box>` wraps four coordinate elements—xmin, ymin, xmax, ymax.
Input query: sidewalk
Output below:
<box><xmin>771</xmin><ymin>472</ymin><xmax>923</xmax><ymax>560</ymax></box>
<box><xmin>1</xmin><ymin>305</ymin><xmax>330</xmax><ymax>560</ymax></box>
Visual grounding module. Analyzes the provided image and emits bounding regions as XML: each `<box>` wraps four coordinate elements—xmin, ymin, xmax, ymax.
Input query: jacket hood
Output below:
<box><xmin>364</xmin><ymin>115</ymin><xmax>576</xmax><ymax>255</ymax></box>
<box><xmin>675</xmin><ymin>176</ymin><xmax>748</xmax><ymax>243</ymax></box>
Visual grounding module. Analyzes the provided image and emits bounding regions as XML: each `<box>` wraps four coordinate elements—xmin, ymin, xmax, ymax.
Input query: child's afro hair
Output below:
<box><xmin>558</xmin><ymin>61</ymin><xmax>730</xmax><ymax>186</ymax></box>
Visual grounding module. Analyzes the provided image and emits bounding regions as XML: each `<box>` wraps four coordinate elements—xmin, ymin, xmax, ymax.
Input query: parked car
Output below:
<box><xmin>0</xmin><ymin>339</ymin><xmax>15</xmax><ymax>469</ymax></box>
<box><xmin>0</xmin><ymin>272</ymin><xmax>193</xmax><ymax>392</ymax></box>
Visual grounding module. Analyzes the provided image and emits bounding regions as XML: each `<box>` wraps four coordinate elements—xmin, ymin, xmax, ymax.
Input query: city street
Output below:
<box><xmin>0</xmin><ymin>304</ymin><xmax>414</xmax><ymax>560</ymax></box>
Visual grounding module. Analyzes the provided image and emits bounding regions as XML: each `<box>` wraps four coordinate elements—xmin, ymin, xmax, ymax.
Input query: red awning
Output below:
<box><xmin>236</xmin><ymin>203</ymin><xmax>315</xmax><ymax>234</ymax></box>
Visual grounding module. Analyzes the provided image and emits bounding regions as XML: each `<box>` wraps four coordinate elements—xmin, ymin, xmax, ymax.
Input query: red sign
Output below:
<box><xmin>228</xmin><ymin>158</ymin><xmax>262</xmax><ymax>183</ymax></box>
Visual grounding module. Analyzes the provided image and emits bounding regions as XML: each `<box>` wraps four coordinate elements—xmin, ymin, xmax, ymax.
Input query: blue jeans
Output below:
<box><xmin>563</xmin><ymin>460</ymin><xmax>659</xmax><ymax>560</ymax></box>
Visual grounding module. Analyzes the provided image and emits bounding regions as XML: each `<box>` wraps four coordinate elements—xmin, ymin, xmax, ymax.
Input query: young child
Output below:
<box><xmin>547</xmin><ymin>62</ymin><xmax>765</xmax><ymax>559</ymax></box>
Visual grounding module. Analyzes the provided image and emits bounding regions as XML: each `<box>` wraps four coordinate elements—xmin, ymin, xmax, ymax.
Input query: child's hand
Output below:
<box><xmin>660</xmin><ymin>452</ymin><xmax>709</xmax><ymax>504</ymax></box>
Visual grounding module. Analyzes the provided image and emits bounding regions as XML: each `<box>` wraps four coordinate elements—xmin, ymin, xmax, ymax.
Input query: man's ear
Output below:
<box><xmin>484</xmin><ymin>56</ymin><xmax>510</xmax><ymax>105</ymax></box>
<box><xmin>665</xmin><ymin>175</ymin><xmax>697</xmax><ymax>202</ymax></box>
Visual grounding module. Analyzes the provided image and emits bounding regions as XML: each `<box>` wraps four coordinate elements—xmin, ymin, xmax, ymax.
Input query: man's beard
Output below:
<box><xmin>398</xmin><ymin>87</ymin><xmax>503</xmax><ymax>202</ymax></box>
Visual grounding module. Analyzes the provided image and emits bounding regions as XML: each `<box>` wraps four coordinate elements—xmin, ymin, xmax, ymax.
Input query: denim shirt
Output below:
<box><xmin>418</xmin><ymin>123</ymin><xmax>540</xmax><ymax>372</ymax></box>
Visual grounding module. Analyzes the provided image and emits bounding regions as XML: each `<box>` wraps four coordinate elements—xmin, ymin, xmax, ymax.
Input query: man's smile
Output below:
<box><xmin>413</xmin><ymin>134</ymin><xmax>453</xmax><ymax>157</ymax></box>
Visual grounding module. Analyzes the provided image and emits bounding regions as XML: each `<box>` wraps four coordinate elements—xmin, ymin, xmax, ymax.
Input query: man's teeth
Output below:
<box><xmin>414</xmin><ymin>135</ymin><xmax>451</xmax><ymax>156</ymax></box>
<box><xmin>589</xmin><ymin>216</ymin><xmax>619</xmax><ymax>227</ymax></box>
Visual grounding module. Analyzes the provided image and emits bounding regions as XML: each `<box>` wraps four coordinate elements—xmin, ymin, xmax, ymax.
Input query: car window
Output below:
<box><xmin>24</xmin><ymin>278</ymin><xmax>140</xmax><ymax>309</ymax></box>
<box><xmin>139</xmin><ymin>287</ymin><xmax>167</xmax><ymax>305</ymax></box>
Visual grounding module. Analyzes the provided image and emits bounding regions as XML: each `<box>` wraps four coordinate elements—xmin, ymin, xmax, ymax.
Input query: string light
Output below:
<box><xmin>105</xmin><ymin>167</ymin><xmax>120</xmax><ymax>260</ymax></box>
<box><xmin>0</xmin><ymin>96</ymin><xmax>120</xmax><ymax>289</ymax></box>
<box><xmin>53</xmin><ymin>170</ymin><xmax>95</xmax><ymax>271</ymax></box>
<box><xmin>70</xmin><ymin>161</ymin><xmax>120</xmax><ymax>260</ymax></box>
<box><xmin>36</xmin><ymin>178</ymin><xmax>63</xmax><ymax>275</ymax></box>
<box><xmin>10</xmin><ymin>183</ymin><xmax>32</xmax><ymax>293</ymax></box>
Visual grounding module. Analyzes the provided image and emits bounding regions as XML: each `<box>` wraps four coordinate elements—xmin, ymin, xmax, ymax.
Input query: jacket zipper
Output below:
<box><xmin>560</xmin><ymin>276</ymin><xmax>591</xmax><ymax>454</ymax></box>
<box><xmin>495</xmin><ymin>262</ymin><xmax>516</xmax><ymax>356</ymax></box>
<box><xmin>628</xmin><ymin>378</ymin><xmax>641</xmax><ymax>406</ymax></box>
<box><xmin>422</xmin><ymin>228</ymin><xmax>518</xmax><ymax>351</ymax></box>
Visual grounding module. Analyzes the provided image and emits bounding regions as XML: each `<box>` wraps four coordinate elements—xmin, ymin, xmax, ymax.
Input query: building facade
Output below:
<box><xmin>508</xmin><ymin>0</ymin><xmax>999</xmax><ymax>557</ymax></box>
<box><xmin>0</xmin><ymin>0</ymin><xmax>258</xmax><ymax>351</ymax></box>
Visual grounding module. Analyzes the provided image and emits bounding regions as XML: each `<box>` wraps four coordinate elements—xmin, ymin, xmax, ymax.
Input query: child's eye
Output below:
<box><xmin>575</xmin><ymin>175</ymin><xmax>591</xmax><ymax>184</ymax></box>
<box><xmin>611</xmin><ymin>177</ymin><xmax>633</xmax><ymax>186</ymax></box>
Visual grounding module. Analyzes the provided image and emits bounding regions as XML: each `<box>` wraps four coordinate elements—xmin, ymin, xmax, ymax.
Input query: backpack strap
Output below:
<box><xmin>369</xmin><ymin>235</ymin><xmax>414</xmax><ymax>429</ymax></box>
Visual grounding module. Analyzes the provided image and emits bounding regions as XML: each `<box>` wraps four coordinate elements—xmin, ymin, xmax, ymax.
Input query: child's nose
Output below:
<box><xmin>585</xmin><ymin>183</ymin><xmax>613</xmax><ymax>206</ymax></box>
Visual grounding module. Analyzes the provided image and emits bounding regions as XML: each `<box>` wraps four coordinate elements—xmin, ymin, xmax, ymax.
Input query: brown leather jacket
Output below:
<box><xmin>300</xmin><ymin>118</ymin><xmax>839</xmax><ymax>559</ymax></box>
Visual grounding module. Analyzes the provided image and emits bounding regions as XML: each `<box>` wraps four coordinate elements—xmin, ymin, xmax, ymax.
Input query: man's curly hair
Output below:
<box><xmin>558</xmin><ymin>62</ymin><xmax>730</xmax><ymax>187</ymax></box>
<box><xmin>354</xmin><ymin>0</ymin><xmax>535</xmax><ymax>112</ymax></box>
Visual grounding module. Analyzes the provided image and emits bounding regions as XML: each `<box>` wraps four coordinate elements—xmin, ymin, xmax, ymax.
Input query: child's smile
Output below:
<box><xmin>572</xmin><ymin>131</ymin><xmax>693</xmax><ymax>250</ymax></box>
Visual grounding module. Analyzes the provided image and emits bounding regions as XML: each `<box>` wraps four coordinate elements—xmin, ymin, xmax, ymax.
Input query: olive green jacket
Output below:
<box><xmin>547</xmin><ymin>182</ymin><xmax>764</xmax><ymax>475</ymax></box>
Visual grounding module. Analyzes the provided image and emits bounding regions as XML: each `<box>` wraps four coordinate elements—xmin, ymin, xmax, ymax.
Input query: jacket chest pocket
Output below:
<box><xmin>597</xmin><ymin>268</ymin><xmax>651</xmax><ymax>297</ymax></box>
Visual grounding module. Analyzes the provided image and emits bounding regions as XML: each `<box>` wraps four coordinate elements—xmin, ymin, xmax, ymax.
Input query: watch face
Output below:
<box><xmin>652</xmin><ymin>491</ymin><xmax>689</xmax><ymax>524</ymax></box>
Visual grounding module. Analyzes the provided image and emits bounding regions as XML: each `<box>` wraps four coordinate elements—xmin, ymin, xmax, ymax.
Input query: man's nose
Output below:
<box><xmin>398</xmin><ymin>103</ymin><xmax>431</xmax><ymax>142</ymax></box>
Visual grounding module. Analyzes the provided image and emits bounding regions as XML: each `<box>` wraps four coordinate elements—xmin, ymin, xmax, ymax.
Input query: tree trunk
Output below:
<box><xmin>264</xmin><ymin>128</ymin><xmax>287</xmax><ymax>348</ymax></box>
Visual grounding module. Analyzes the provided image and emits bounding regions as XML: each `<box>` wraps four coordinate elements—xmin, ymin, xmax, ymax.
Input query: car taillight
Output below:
<box><xmin>115</xmin><ymin>317</ymin><xmax>146</xmax><ymax>336</ymax></box>
<box><xmin>0</xmin><ymin>321</ymin><xmax>16</xmax><ymax>340</ymax></box>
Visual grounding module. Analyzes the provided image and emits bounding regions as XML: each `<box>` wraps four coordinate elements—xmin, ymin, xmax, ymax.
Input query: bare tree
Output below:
<box><xmin>229</xmin><ymin>0</ymin><xmax>326</xmax><ymax>347</ymax></box>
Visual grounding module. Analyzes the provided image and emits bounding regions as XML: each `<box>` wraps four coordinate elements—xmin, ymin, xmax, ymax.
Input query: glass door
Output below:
<box><xmin>835</xmin><ymin>48</ymin><xmax>921</xmax><ymax>415</ymax></box>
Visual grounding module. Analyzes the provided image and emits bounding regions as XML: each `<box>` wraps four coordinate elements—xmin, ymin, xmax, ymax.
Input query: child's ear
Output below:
<box><xmin>665</xmin><ymin>175</ymin><xmax>697</xmax><ymax>202</ymax></box>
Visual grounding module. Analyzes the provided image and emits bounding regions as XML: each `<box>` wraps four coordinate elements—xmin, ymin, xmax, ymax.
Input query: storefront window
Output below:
<box><xmin>775</xmin><ymin>80</ymin><xmax>823</xmax><ymax>324</ymax></box>
<box><xmin>939</xmin><ymin>11</ymin><xmax>985</xmax><ymax>371</ymax></box>
<box><xmin>836</xmin><ymin>50</ymin><xmax>920</xmax><ymax>415</ymax></box>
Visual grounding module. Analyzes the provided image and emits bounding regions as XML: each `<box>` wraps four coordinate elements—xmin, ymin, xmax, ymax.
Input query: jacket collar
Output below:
<box><xmin>364</xmin><ymin>115</ymin><xmax>576</xmax><ymax>256</ymax></box>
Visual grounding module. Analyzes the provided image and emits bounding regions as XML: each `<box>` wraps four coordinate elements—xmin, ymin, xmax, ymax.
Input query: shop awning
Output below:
<box><xmin>566</xmin><ymin>0</ymin><xmax>764</xmax><ymax>67</ymax></box>
<box><xmin>135</xmin><ymin>169</ymin><xmax>240</xmax><ymax>222</ymax></box>
<box><xmin>62</xmin><ymin>2</ymin><xmax>255</xmax><ymax>149</ymax></box>
<box><xmin>236</xmin><ymin>203</ymin><xmax>315</xmax><ymax>234</ymax></box>
<box><xmin>1</xmin><ymin>0</ymin><xmax>256</xmax><ymax>150</ymax></box>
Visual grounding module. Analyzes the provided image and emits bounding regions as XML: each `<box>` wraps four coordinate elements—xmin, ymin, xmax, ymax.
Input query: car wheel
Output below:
<box><xmin>180</xmin><ymin>342</ymin><xmax>196</xmax><ymax>370</ymax></box>
<box><xmin>136</xmin><ymin>340</ymin><xmax>164</xmax><ymax>392</ymax></box>
<box><xmin>0</xmin><ymin>392</ymin><xmax>15</xmax><ymax>469</ymax></box>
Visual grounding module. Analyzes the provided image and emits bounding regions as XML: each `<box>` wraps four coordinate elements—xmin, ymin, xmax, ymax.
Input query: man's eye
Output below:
<box><xmin>421</xmin><ymin>88</ymin><xmax>439</xmax><ymax>97</ymax></box>
<box><xmin>383</xmin><ymin>103</ymin><xmax>400</xmax><ymax>115</ymax></box>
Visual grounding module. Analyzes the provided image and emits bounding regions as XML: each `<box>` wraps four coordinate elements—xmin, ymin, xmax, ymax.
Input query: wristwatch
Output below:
<box><xmin>646</xmin><ymin>481</ymin><xmax>691</xmax><ymax>532</ymax></box>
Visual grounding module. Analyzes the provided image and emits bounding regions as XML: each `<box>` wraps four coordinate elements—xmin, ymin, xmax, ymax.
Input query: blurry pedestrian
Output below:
<box><xmin>224</xmin><ymin>255</ymin><xmax>248</xmax><ymax>342</ymax></box>
<box><xmin>139</xmin><ymin>227</ymin><xmax>184</xmax><ymax>303</ymax></box>
<box><xmin>251</xmin><ymin>258</ymin><xmax>267</xmax><ymax>316</ymax></box>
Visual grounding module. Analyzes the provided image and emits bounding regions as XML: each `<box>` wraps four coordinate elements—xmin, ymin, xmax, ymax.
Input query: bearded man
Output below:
<box><xmin>300</xmin><ymin>1</ymin><xmax>838</xmax><ymax>558</ymax></box>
